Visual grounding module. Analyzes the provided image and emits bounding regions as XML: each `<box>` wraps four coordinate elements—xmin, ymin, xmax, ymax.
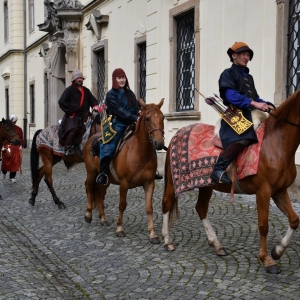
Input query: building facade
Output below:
<box><xmin>0</xmin><ymin>0</ymin><xmax>298</xmax><ymax>160</ymax></box>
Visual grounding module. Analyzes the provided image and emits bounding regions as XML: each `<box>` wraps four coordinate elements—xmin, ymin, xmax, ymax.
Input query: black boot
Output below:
<box><xmin>211</xmin><ymin>157</ymin><xmax>232</xmax><ymax>184</ymax></box>
<box><xmin>96</xmin><ymin>157</ymin><xmax>111</xmax><ymax>185</ymax></box>
<box><xmin>65</xmin><ymin>145</ymin><xmax>74</xmax><ymax>156</ymax></box>
<box><xmin>211</xmin><ymin>142</ymin><xmax>248</xmax><ymax>185</ymax></box>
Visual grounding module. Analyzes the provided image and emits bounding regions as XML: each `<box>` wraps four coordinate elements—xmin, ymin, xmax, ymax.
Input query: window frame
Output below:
<box><xmin>29</xmin><ymin>82</ymin><xmax>35</xmax><ymax>124</ymax></box>
<box><xmin>135</xmin><ymin>35</ymin><xmax>147</xmax><ymax>103</ymax></box>
<box><xmin>166</xmin><ymin>0</ymin><xmax>200</xmax><ymax>121</ymax></box>
<box><xmin>28</xmin><ymin>0</ymin><xmax>35</xmax><ymax>33</ymax></box>
<box><xmin>5</xmin><ymin>86</ymin><xmax>9</xmax><ymax>119</ymax></box>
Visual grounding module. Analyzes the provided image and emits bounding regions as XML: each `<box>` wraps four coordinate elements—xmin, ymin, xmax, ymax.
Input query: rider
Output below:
<box><xmin>96</xmin><ymin>68</ymin><xmax>140</xmax><ymax>185</ymax></box>
<box><xmin>58</xmin><ymin>69</ymin><xmax>99</xmax><ymax>156</ymax></box>
<box><xmin>211</xmin><ymin>42</ymin><xmax>274</xmax><ymax>185</ymax></box>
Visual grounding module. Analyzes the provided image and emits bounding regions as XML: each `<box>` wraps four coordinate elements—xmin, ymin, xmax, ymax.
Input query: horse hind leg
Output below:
<box><xmin>161</xmin><ymin>163</ymin><xmax>178</xmax><ymax>251</ymax></box>
<box><xmin>271</xmin><ymin>190</ymin><xmax>299</xmax><ymax>261</ymax></box>
<box><xmin>96</xmin><ymin>184</ymin><xmax>110</xmax><ymax>226</ymax></box>
<box><xmin>196</xmin><ymin>187</ymin><xmax>227</xmax><ymax>256</ymax></box>
<box><xmin>29</xmin><ymin>166</ymin><xmax>45</xmax><ymax>206</ymax></box>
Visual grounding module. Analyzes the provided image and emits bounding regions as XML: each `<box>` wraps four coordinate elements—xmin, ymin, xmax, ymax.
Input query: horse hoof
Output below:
<box><xmin>150</xmin><ymin>237</ymin><xmax>160</xmax><ymax>244</ymax></box>
<box><xmin>271</xmin><ymin>247</ymin><xmax>281</xmax><ymax>260</ymax></box>
<box><xmin>265</xmin><ymin>264</ymin><xmax>281</xmax><ymax>274</ymax></box>
<box><xmin>164</xmin><ymin>244</ymin><xmax>175</xmax><ymax>251</ymax></box>
<box><xmin>58</xmin><ymin>203</ymin><xmax>66</xmax><ymax>209</ymax></box>
<box><xmin>28</xmin><ymin>199</ymin><xmax>35</xmax><ymax>206</ymax></box>
<box><xmin>116</xmin><ymin>231</ymin><xmax>126</xmax><ymax>237</ymax></box>
<box><xmin>85</xmin><ymin>216</ymin><xmax>92</xmax><ymax>223</ymax></box>
<box><xmin>216</xmin><ymin>247</ymin><xmax>228</xmax><ymax>256</ymax></box>
<box><xmin>100</xmin><ymin>220</ymin><xmax>110</xmax><ymax>226</ymax></box>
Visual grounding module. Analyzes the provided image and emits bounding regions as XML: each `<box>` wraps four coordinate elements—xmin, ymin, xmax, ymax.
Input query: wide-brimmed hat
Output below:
<box><xmin>227</xmin><ymin>42</ymin><xmax>254</xmax><ymax>61</ymax></box>
<box><xmin>71</xmin><ymin>69</ymin><xmax>85</xmax><ymax>82</ymax></box>
<box><xmin>10</xmin><ymin>114</ymin><xmax>18</xmax><ymax>122</ymax></box>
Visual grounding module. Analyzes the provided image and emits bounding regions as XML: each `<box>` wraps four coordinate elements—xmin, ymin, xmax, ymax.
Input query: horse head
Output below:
<box><xmin>0</xmin><ymin>118</ymin><xmax>20</xmax><ymax>146</ymax></box>
<box><xmin>138</xmin><ymin>98</ymin><xmax>165</xmax><ymax>150</ymax></box>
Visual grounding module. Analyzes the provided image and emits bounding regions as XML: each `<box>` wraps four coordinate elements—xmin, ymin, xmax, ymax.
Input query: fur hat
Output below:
<box><xmin>112</xmin><ymin>68</ymin><xmax>130</xmax><ymax>89</ymax></box>
<box><xmin>71</xmin><ymin>69</ymin><xmax>85</xmax><ymax>82</ymax></box>
<box><xmin>227</xmin><ymin>42</ymin><xmax>254</xmax><ymax>62</ymax></box>
<box><xmin>10</xmin><ymin>114</ymin><xmax>18</xmax><ymax>122</ymax></box>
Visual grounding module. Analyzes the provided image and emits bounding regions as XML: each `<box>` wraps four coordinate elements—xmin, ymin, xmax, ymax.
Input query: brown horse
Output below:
<box><xmin>161</xmin><ymin>90</ymin><xmax>300</xmax><ymax>274</ymax></box>
<box><xmin>29</xmin><ymin>113</ymin><xmax>101</xmax><ymax>209</ymax></box>
<box><xmin>0</xmin><ymin>118</ymin><xmax>21</xmax><ymax>200</ymax></box>
<box><xmin>83</xmin><ymin>98</ymin><xmax>164</xmax><ymax>243</ymax></box>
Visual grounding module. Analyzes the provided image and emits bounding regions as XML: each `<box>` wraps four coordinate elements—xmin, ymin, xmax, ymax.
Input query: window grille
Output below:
<box><xmin>176</xmin><ymin>11</ymin><xmax>195</xmax><ymax>111</ymax></box>
<box><xmin>138</xmin><ymin>42</ymin><xmax>147</xmax><ymax>102</ymax></box>
<box><xmin>28</xmin><ymin>0</ymin><xmax>35</xmax><ymax>33</ymax></box>
<box><xmin>4</xmin><ymin>0</ymin><xmax>9</xmax><ymax>42</ymax></box>
<box><xmin>287</xmin><ymin>0</ymin><xmax>300</xmax><ymax>96</ymax></box>
<box><xmin>96</xmin><ymin>49</ymin><xmax>106</xmax><ymax>103</ymax></box>
<box><xmin>30</xmin><ymin>84</ymin><xmax>35</xmax><ymax>123</ymax></box>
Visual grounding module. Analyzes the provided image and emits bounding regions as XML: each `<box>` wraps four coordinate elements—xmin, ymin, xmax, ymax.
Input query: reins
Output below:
<box><xmin>268</xmin><ymin>110</ymin><xmax>300</xmax><ymax>128</ymax></box>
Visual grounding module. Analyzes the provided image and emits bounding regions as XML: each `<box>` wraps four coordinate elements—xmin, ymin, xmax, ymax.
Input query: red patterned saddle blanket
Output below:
<box><xmin>169</xmin><ymin>122</ymin><xmax>265</xmax><ymax>197</ymax></box>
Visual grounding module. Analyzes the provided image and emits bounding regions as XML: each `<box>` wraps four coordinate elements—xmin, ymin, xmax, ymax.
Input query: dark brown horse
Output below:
<box><xmin>29</xmin><ymin>113</ymin><xmax>101</xmax><ymax>208</ymax></box>
<box><xmin>162</xmin><ymin>90</ymin><xmax>300</xmax><ymax>274</ymax></box>
<box><xmin>83</xmin><ymin>98</ymin><xmax>164</xmax><ymax>243</ymax></box>
<box><xmin>0</xmin><ymin>118</ymin><xmax>21</xmax><ymax>200</ymax></box>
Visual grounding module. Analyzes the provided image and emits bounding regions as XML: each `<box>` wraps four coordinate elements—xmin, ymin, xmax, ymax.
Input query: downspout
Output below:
<box><xmin>23</xmin><ymin>0</ymin><xmax>27</xmax><ymax>148</ymax></box>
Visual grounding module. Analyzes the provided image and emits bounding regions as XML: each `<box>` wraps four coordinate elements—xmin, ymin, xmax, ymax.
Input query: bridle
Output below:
<box><xmin>138</xmin><ymin>107</ymin><xmax>165</xmax><ymax>142</ymax></box>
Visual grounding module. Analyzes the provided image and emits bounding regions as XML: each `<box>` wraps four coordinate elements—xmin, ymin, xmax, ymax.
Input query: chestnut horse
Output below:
<box><xmin>29</xmin><ymin>113</ymin><xmax>101</xmax><ymax>209</ymax></box>
<box><xmin>0</xmin><ymin>118</ymin><xmax>21</xmax><ymax>200</ymax></box>
<box><xmin>83</xmin><ymin>98</ymin><xmax>164</xmax><ymax>243</ymax></box>
<box><xmin>162</xmin><ymin>90</ymin><xmax>300</xmax><ymax>274</ymax></box>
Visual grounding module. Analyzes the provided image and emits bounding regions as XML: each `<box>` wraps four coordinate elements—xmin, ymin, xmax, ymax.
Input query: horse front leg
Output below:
<box><xmin>196</xmin><ymin>187</ymin><xmax>227</xmax><ymax>256</ymax></box>
<box><xmin>144</xmin><ymin>181</ymin><xmax>160</xmax><ymax>244</ymax></box>
<box><xmin>256</xmin><ymin>190</ymin><xmax>280</xmax><ymax>274</ymax></box>
<box><xmin>116</xmin><ymin>185</ymin><xmax>128</xmax><ymax>237</ymax></box>
<box><xmin>96</xmin><ymin>184</ymin><xmax>110</xmax><ymax>226</ymax></box>
<box><xmin>271</xmin><ymin>190</ymin><xmax>299</xmax><ymax>261</ymax></box>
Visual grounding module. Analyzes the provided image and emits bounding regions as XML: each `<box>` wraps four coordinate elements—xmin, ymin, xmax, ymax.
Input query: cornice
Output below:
<box><xmin>0</xmin><ymin>49</ymin><xmax>24</xmax><ymax>62</ymax></box>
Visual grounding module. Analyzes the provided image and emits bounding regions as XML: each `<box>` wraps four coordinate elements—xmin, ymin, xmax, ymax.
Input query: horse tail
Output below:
<box><xmin>164</xmin><ymin>146</ymin><xmax>179</xmax><ymax>226</ymax></box>
<box><xmin>31</xmin><ymin>129</ymin><xmax>42</xmax><ymax>185</ymax></box>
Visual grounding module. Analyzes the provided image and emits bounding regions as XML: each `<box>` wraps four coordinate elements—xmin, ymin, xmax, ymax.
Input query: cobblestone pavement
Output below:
<box><xmin>1</xmin><ymin>149</ymin><xmax>300</xmax><ymax>299</ymax></box>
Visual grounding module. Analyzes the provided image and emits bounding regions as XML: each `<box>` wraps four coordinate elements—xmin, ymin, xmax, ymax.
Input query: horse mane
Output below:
<box><xmin>264</xmin><ymin>89</ymin><xmax>300</xmax><ymax>135</ymax></box>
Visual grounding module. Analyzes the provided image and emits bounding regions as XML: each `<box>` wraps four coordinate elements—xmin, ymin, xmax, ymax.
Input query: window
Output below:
<box><xmin>96</xmin><ymin>49</ymin><xmax>106</xmax><ymax>102</ymax></box>
<box><xmin>175</xmin><ymin>11</ymin><xmax>195</xmax><ymax>111</ymax></box>
<box><xmin>4</xmin><ymin>0</ymin><xmax>9</xmax><ymax>42</ymax></box>
<box><xmin>28</xmin><ymin>0</ymin><xmax>35</xmax><ymax>33</ymax></box>
<box><xmin>5</xmin><ymin>87</ymin><xmax>9</xmax><ymax>119</ymax></box>
<box><xmin>30</xmin><ymin>83</ymin><xmax>35</xmax><ymax>123</ymax></box>
<box><xmin>167</xmin><ymin>0</ymin><xmax>200</xmax><ymax>120</ymax></box>
<box><xmin>138</xmin><ymin>42</ymin><xmax>147</xmax><ymax>102</ymax></box>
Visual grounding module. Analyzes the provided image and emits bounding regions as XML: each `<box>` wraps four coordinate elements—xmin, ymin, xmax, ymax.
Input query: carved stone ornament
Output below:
<box><xmin>1</xmin><ymin>67</ymin><xmax>10</xmax><ymax>79</ymax></box>
<box><xmin>38</xmin><ymin>0</ymin><xmax>83</xmax><ymax>34</ymax></box>
<box><xmin>86</xmin><ymin>9</ymin><xmax>109</xmax><ymax>39</ymax></box>
<box><xmin>275</xmin><ymin>0</ymin><xmax>284</xmax><ymax>5</ymax></box>
<box><xmin>38</xmin><ymin>43</ymin><xmax>50</xmax><ymax>57</ymax></box>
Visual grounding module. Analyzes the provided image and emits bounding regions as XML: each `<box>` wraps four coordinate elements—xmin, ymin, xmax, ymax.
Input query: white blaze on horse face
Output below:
<box><xmin>274</xmin><ymin>226</ymin><xmax>296</xmax><ymax>257</ymax></box>
<box><xmin>202</xmin><ymin>218</ymin><xmax>223</xmax><ymax>249</ymax></box>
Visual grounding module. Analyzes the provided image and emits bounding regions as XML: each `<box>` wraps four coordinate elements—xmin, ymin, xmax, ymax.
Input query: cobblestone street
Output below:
<box><xmin>0</xmin><ymin>149</ymin><xmax>300</xmax><ymax>299</ymax></box>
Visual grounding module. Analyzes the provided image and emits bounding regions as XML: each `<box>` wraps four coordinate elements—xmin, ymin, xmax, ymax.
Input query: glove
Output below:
<box><xmin>92</xmin><ymin>105</ymin><xmax>99</xmax><ymax>116</ymax></box>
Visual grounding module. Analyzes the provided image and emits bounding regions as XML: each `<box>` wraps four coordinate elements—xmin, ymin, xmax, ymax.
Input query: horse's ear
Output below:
<box><xmin>138</xmin><ymin>98</ymin><xmax>146</xmax><ymax>108</ymax></box>
<box><xmin>158</xmin><ymin>98</ymin><xmax>164</xmax><ymax>108</ymax></box>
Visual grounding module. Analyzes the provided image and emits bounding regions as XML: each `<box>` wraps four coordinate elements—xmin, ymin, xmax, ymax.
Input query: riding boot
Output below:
<box><xmin>211</xmin><ymin>142</ymin><xmax>248</xmax><ymax>185</ymax></box>
<box><xmin>96</xmin><ymin>157</ymin><xmax>111</xmax><ymax>185</ymax></box>
<box><xmin>65</xmin><ymin>145</ymin><xmax>74</xmax><ymax>156</ymax></box>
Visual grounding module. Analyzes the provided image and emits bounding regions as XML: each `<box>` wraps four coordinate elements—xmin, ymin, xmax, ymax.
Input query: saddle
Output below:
<box><xmin>90</xmin><ymin>123</ymin><xmax>136</xmax><ymax>157</ymax></box>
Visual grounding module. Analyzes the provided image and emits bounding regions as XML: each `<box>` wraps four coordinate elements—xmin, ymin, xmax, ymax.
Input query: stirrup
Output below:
<box><xmin>96</xmin><ymin>173</ymin><xmax>108</xmax><ymax>185</ymax></box>
<box><xmin>211</xmin><ymin>170</ymin><xmax>232</xmax><ymax>185</ymax></box>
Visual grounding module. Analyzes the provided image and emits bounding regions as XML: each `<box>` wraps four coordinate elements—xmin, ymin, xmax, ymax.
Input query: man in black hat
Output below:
<box><xmin>58</xmin><ymin>69</ymin><xmax>99</xmax><ymax>156</ymax></box>
<box><xmin>211</xmin><ymin>42</ymin><xmax>274</xmax><ymax>185</ymax></box>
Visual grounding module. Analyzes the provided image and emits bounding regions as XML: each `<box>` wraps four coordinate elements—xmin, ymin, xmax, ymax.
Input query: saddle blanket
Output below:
<box><xmin>36</xmin><ymin>117</ymin><xmax>93</xmax><ymax>156</ymax></box>
<box><xmin>170</xmin><ymin>122</ymin><xmax>265</xmax><ymax>197</ymax></box>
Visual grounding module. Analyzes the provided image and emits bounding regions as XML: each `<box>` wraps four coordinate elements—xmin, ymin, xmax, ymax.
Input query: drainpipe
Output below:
<box><xmin>23</xmin><ymin>0</ymin><xmax>27</xmax><ymax>148</ymax></box>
